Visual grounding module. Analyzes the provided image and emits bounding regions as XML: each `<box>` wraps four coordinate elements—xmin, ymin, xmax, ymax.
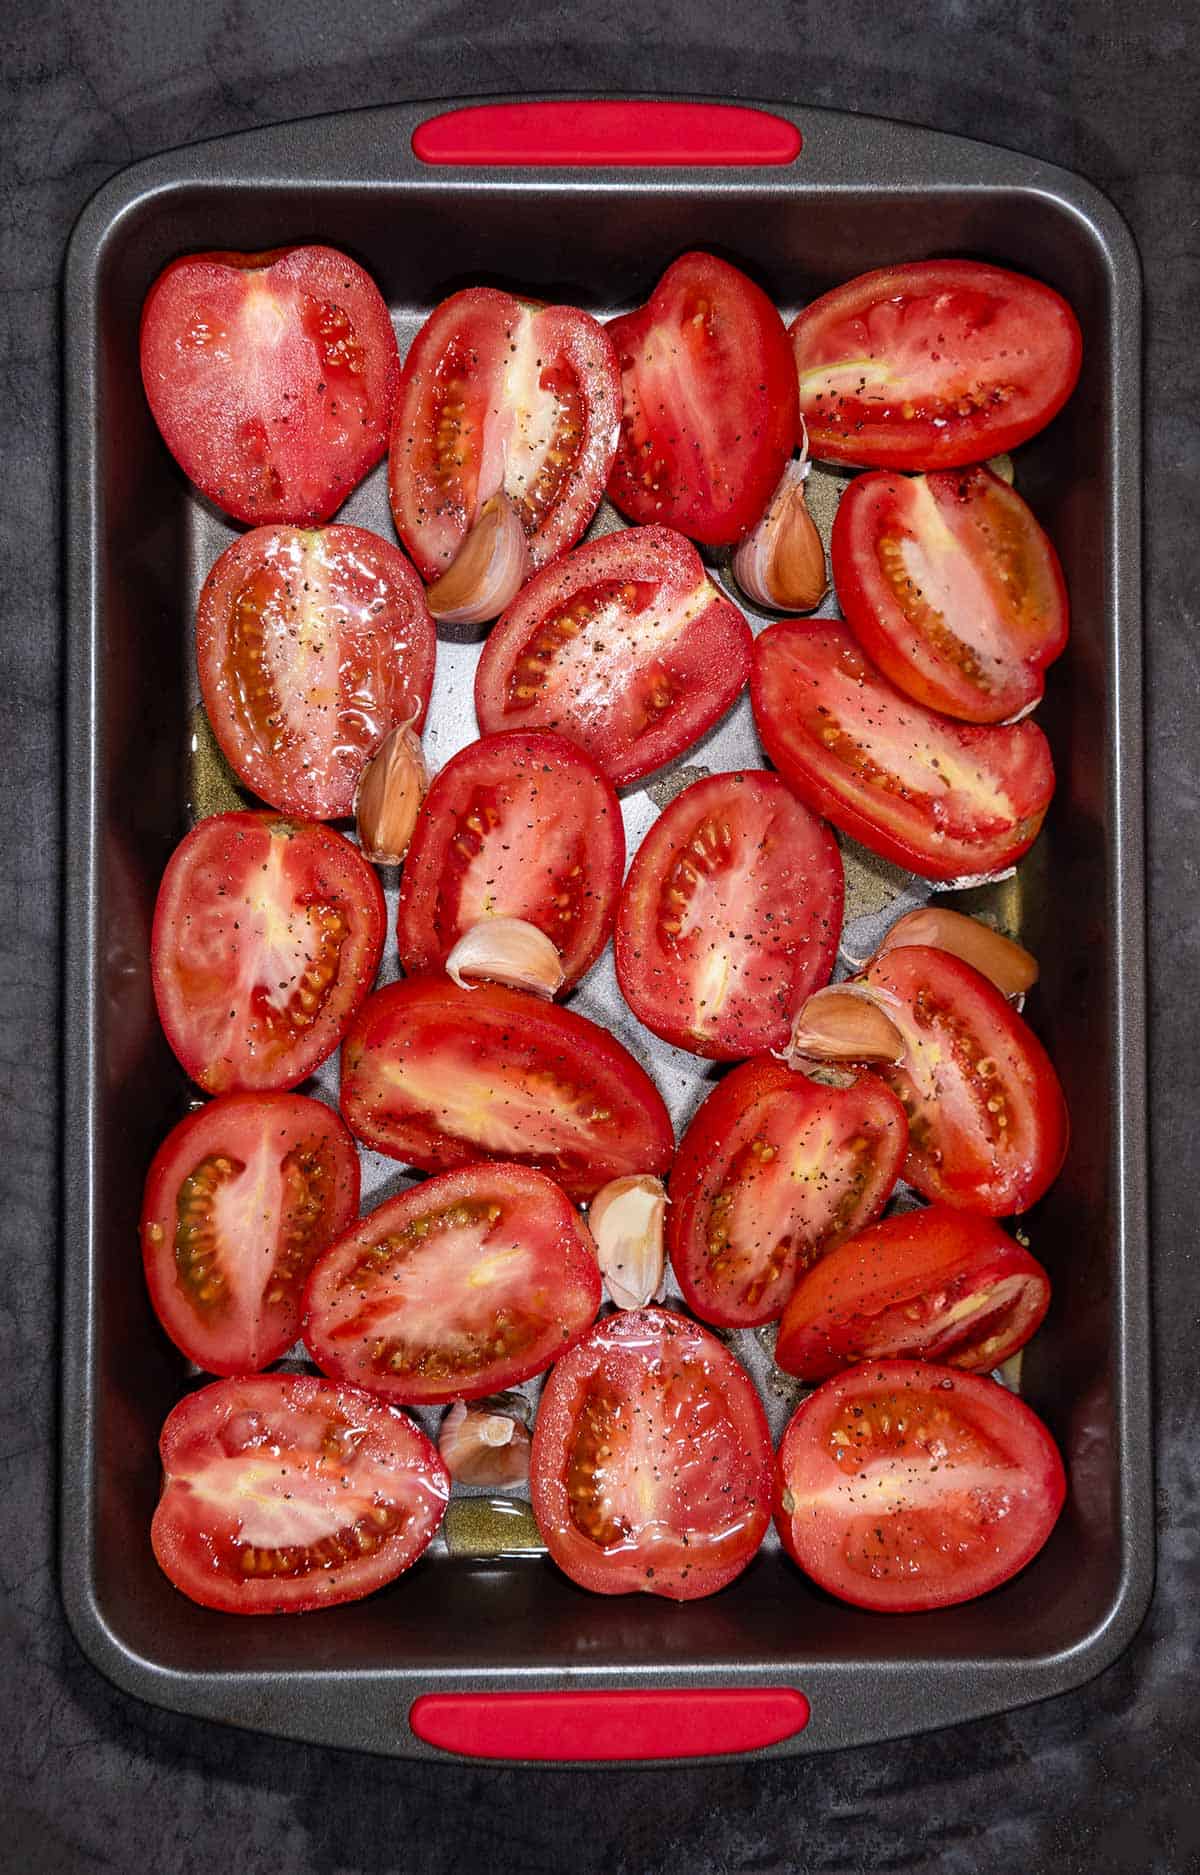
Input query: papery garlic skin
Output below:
<box><xmin>445</xmin><ymin>918</ymin><xmax>566</xmax><ymax>998</ymax></box>
<box><xmin>438</xmin><ymin>1398</ymin><xmax>532</xmax><ymax>1486</ymax></box>
<box><xmin>426</xmin><ymin>493</ymin><xmax>532</xmax><ymax>626</ymax></box>
<box><xmin>354</xmin><ymin>719</ymin><xmax>428</xmax><ymax>864</ymax></box>
<box><xmin>875</xmin><ymin>906</ymin><xmax>1038</xmax><ymax>997</ymax></box>
<box><xmin>732</xmin><ymin>455</ymin><xmax>828</xmax><ymax>614</ymax></box>
<box><xmin>783</xmin><ymin>983</ymin><xmax>905</xmax><ymax>1067</ymax></box>
<box><xmin>588</xmin><ymin>1174</ymin><xmax>667</xmax><ymax>1310</ymax></box>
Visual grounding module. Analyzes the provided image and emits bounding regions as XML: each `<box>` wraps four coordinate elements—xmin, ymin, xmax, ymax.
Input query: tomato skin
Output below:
<box><xmin>530</xmin><ymin>1307</ymin><xmax>773</xmax><ymax>1599</ymax></box>
<box><xmin>388</xmin><ymin>288</ymin><xmax>620</xmax><ymax>580</ymax></box>
<box><xmin>140</xmin><ymin>246</ymin><xmax>399</xmax><ymax>526</ymax></box>
<box><xmin>790</xmin><ymin>260</ymin><xmax>1082</xmax><ymax>470</ymax></box>
<box><xmin>339</xmin><ymin>979</ymin><xmax>674</xmax><ymax>1201</ymax></box>
<box><xmin>831</xmin><ymin>467</ymin><xmax>1069</xmax><ymax>724</ymax></box>
<box><xmin>151</xmin><ymin>811</ymin><xmax>386</xmax><ymax>1095</ymax></box>
<box><xmin>667</xmin><ymin>1059</ymin><xmax>908</xmax><ymax>1328</ymax></box>
<box><xmin>863</xmin><ymin>945</ymin><xmax>1069</xmax><ymax>1215</ymax></box>
<box><xmin>196</xmin><ymin>524</ymin><xmax>436</xmax><ymax>820</ymax></box>
<box><xmin>750</xmin><ymin>619</ymin><xmax>1055</xmax><ymax>882</ymax></box>
<box><xmin>151</xmin><ymin>1373</ymin><xmax>449</xmax><ymax>1614</ymax></box>
<box><xmin>774</xmin><ymin>1205</ymin><xmax>1052</xmax><ymax>1382</ymax></box>
<box><xmin>474</xmin><ymin>525</ymin><xmax>752</xmax><ymax>788</ymax></box>
<box><xmin>614</xmin><ymin>770</ymin><xmax>843</xmax><ymax>1059</ymax></box>
<box><xmin>606</xmin><ymin>252</ymin><xmax>799</xmax><ymax>546</ymax></box>
<box><xmin>141</xmin><ymin>1091</ymin><xmax>360</xmax><ymax>1376</ymax></box>
<box><xmin>774</xmin><ymin>1359</ymin><xmax>1066</xmax><ymax>1611</ymax></box>
<box><xmin>303</xmin><ymin>1163</ymin><xmax>601</xmax><ymax>1405</ymax></box>
<box><xmin>396</xmin><ymin>731</ymin><xmax>623</xmax><ymax>992</ymax></box>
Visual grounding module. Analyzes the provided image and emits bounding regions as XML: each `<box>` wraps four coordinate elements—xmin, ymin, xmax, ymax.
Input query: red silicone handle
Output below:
<box><xmin>410</xmin><ymin>1686</ymin><xmax>810</xmax><ymax>1760</ymax></box>
<box><xmin>412</xmin><ymin>101</ymin><xmax>802</xmax><ymax>168</ymax></box>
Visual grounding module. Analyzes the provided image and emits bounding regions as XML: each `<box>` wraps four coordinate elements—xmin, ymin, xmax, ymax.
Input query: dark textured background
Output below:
<box><xmin>4</xmin><ymin>1</ymin><xmax>1197</xmax><ymax>1870</ymax></box>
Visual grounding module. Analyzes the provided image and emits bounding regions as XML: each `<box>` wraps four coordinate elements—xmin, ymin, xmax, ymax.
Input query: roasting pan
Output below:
<box><xmin>61</xmin><ymin>96</ymin><xmax>1148</xmax><ymax>1763</ymax></box>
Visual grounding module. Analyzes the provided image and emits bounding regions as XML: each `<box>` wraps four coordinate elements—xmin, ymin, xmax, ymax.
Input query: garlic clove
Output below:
<box><xmin>875</xmin><ymin>906</ymin><xmax>1038</xmax><ymax>997</ymax></box>
<box><xmin>784</xmin><ymin>983</ymin><xmax>906</xmax><ymax>1065</ymax></box>
<box><xmin>354</xmin><ymin>717</ymin><xmax>428</xmax><ymax>865</ymax></box>
<box><xmin>445</xmin><ymin>917</ymin><xmax>566</xmax><ymax>998</ymax></box>
<box><xmin>588</xmin><ymin>1174</ymin><xmax>666</xmax><ymax>1311</ymax></box>
<box><xmin>426</xmin><ymin>492</ymin><xmax>532</xmax><ymax>625</ymax></box>
<box><xmin>732</xmin><ymin>457</ymin><xmax>828</xmax><ymax>613</ymax></box>
<box><xmin>438</xmin><ymin>1399</ymin><xmax>531</xmax><ymax>1487</ymax></box>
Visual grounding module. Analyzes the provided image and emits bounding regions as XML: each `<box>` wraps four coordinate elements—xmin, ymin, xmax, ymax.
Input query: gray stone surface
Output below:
<box><xmin>2</xmin><ymin>1</ymin><xmax>1197</xmax><ymax>1869</ymax></box>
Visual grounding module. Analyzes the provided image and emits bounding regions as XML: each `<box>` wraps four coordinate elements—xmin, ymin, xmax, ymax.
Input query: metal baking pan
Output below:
<box><xmin>61</xmin><ymin>96</ymin><xmax>1149</xmax><ymax>1764</ymax></box>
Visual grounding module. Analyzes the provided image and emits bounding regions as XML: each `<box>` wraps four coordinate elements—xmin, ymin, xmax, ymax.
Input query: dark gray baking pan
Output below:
<box><xmin>61</xmin><ymin>96</ymin><xmax>1149</xmax><ymax>1765</ymax></box>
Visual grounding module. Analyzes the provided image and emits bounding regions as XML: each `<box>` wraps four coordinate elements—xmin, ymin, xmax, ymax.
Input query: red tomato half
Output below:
<box><xmin>750</xmin><ymin>621</ymin><xmax>1055</xmax><ymax>882</ymax></box>
<box><xmin>474</xmin><ymin>526</ymin><xmax>752</xmax><ymax>788</ymax></box>
<box><xmin>151</xmin><ymin>1373</ymin><xmax>448</xmax><ymax>1614</ymax></box>
<box><xmin>606</xmin><ymin>251</ymin><xmax>798</xmax><ymax>546</ymax></box>
<box><xmin>196</xmin><ymin>524</ymin><xmax>435</xmax><ymax>819</ymax></box>
<box><xmin>774</xmin><ymin>1206</ymin><xmax>1051</xmax><ymax>1382</ymax></box>
<box><xmin>340</xmin><ymin>979</ymin><xmax>673</xmax><ymax>1201</ymax></box>
<box><xmin>304</xmin><ymin>1163</ymin><xmax>600</xmax><ymax>1405</ymax></box>
<box><xmin>861</xmin><ymin>945</ymin><xmax>1069</xmax><ymax>1215</ymax></box>
<box><xmin>790</xmin><ymin>260</ymin><xmax>1082</xmax><ymax>470</ymax></box>
<box><xmin>774</xmin><ymin>1360</ymin><xmax>1066</xmax><ymax>1611</ymax></box>
<box><xmin>141</xmin><ymin>1092</ymin><xmax>360</xmax><ymax>1376</ymax></box>
<box><xmin>530</xmin><ymin>1307</ymin><xmax>772</xmax><ymax>1599</ymax></box>
<box><xmin>388</xmin><ymin>288</ymin><xmax>620</xmax><ymax>579</ymax></box>
<box><xmin>397</xmin><ymin>731</ymin><xmax>623</xmax><ymax>991</ymax></box>
<box><xmin>140</xmin><ymin>246</ymin><xmax>399</xmax><ymax>525</ymax></box>
<box><xmin>615</xmin><ymin>770</ymin><xmax>843</xmax><ymax>1058</ymax></box>
<box><xmin>667</xmin><ymin>1059</ymin><xmax>908</xmax><ymax>1328</ymax></box>
<box><xmin>152</xmin><ymin>812</ymin><xmax>385</xmax><ymax>1094</ymax></box>
<box><xmin>831</xmin><ymin>467</ymin><xmax>1069</xmax><ymax>723</ymax></box>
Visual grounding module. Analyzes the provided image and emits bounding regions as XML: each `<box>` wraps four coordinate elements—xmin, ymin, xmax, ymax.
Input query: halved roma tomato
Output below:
<box><xmin>151</xmin><ymin>1373</ymin><xmax>448</xmax><ymax>1613</ymax></box>
<box><xmin>152</xmin><ymin>812</ymin><xmax>385</xmax><ymax>1094</ymax></box>
<box><xmin>196</xmin><ymin>524</ymin><xmax>435</xmax><ymax>819</ymax></box>
<box><xmin>667</xmin><ymin>1059</ymin><xmax>908</xmax><ymax>1327</ymax></box>
<box><xmin>340</xmin><ymin>979</ymin><xmax>673</xmax><ymax>1201</ymax></box>
<box><xmin>774</xmin><ymin>1359</ymin><xmax>1066</xmax><ymax>1611</ymax></box>
<box><xmin>141</xmin><ymin>1091</ymin><xmax>360</xmax><ymax>1376</ymax></box>
<box><xmin>388</xmin><ymin>288</ymin><xmax>620</xmax><ymax>580</ymax></box>
<box><xmin>303</xmin><ymin>1163</ymin><xmax>600</xmax><ymax>1405</ymax></box>
<box><xmin>474</xmin><ymin>526</ymin><xmax>752</xmax><ymax>787</ymax></box>
<box><xmin>831</xmin><ymin>466</ymin><xmax>1069</xmax><ymax>724</ymax></box>
<box><xmin>397</xmin><ymin>731</ymin><xmax>623</xmax><ymax>991</ymax></box>
<box><xmin>858</xmin><ymin>944</ymin><xmax>1069</xmax><ymax>1215</ymax></box>
<box><xmin>774</xmin><ymin>1205</ymin><xmax>1051</xmax><ymax>1382</ymax></box>
<box><xmin>530</xmin><ymin>1307</ymin><xmax>772</xmax><ymax>1599</ymax></box>
<box><xmin>140</xmin><ymin>246</ymin><xmax>399</xmax><ymax>525</ymax></box>
<box><xmin>614</xmin><ymin>770</ymin><xmax>843</xmax><ymax>1058</ymax></box>
<box><xmin>606</xmin><ymin>251</ymin><xmax>798</xmax><ymax>546</ymax></box>
<box><xmin>790</xmin><ymin>260</ymin><xmax>1082</xmax><ymax>470</ymax></box>
<box><xmin>750</xmin><ymin>620</ymin><xmax>1055</xmax><ymax>882</ymax></box>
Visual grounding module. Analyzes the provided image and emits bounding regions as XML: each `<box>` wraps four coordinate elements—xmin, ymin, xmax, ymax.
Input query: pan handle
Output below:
<box><xmin>409</xmin><ymin>1686</ymin><xmax>809</xmax><ymax>1761</ymax></box>
<box><xmin>411</xmin><ymin>100</ymin><xmax>802</xmax><ymax>167</ymax></box>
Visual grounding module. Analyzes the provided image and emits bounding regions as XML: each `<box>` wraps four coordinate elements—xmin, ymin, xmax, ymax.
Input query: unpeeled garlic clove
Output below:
<box><xmin>732</xmin><ymin>457</ymin><xmax>828</xmax><ymax>613</ymax></box>
<box><xmin>438</xmin><ymin>1399</ymin><xmax>531</xmax><ymax>1487</ymax></box>
<box><xmin>354</xmin><ymin>718</ymin><xmax>428</xmax><ymax>865</ymax></box>
<box><xmin>588</xmin><ymin>1174</ymin><xmax>666</xmax><ymax>1310</ymax></box>
<box><xmin>445</xmin><ymin>917</ymin><xmax>566</xmax><ymax>998</ymax></box>
<box><xmin>875</xmin><ymin>906</ymin><xmax>1038</xmax><ymax>997</ymax></box>
<box><xmin>426</xmin><ymin>492</ymin><xmax>532</xmax><ymax>625</ymax></box>
<box><xmin>784</xmin><ymin>983</ymin><xmax>905</xmax><ymax>1065</ymax></box>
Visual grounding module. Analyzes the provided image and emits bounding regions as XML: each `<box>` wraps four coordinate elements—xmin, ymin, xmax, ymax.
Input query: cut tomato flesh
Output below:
<box><xmin>750</xmin><ymin>620</ymin><xmax>1055</xmax><ymax>881</ymax></box>
<box><xmin>475</xmin><ymin>525</ymin><xmax>752</xmax><ymax>788</ymax></box>
<box><xmin>339</xmin><ymin>980</ymin><xmax>674</xmax><ymax>1201</ymax></box>
<box><xmin>303</xmin><ymin>1163</ymin><xmax>600</xmax><ymax>1403</ymax></box>
<box><xmin>668</xmin><ymin>1060</ymin><xmax>908</xmax><ymax>1328</ymax></box>
<box><xmin>615</xmin><ymin>769</ymin><xmax>843</xmax><ymax>1058</ymax></box>
<box><xmin>389</xmin><ymin>289</ymin><xmax>620</xmax><ymax>580</ymax></box>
